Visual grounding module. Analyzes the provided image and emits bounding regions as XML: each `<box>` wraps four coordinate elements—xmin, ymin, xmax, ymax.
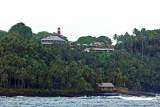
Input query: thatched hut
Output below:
<box><xmin>97</xmin><ymin>83</ymin><xmax>115</xmax><ymax>91</ymax></box>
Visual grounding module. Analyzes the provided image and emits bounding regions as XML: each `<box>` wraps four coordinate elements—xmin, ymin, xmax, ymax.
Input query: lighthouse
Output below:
<box><xmin>57</xmin><ymin>27</ymin><xmax>61</xmax><ymax>35</ymax></box>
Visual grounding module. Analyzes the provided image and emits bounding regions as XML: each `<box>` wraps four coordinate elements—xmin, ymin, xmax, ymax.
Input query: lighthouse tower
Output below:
<box><xmin>57</xmin><ymin>27</ymin><xmax>61</xmax><ymax>35</ymax></box>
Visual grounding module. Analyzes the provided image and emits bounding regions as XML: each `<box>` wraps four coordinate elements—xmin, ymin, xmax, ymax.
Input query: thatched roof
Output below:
<box><xmin>97</xmin><ymin>83</ymin><xmax>114</xmax><ymax>88</ymax></box>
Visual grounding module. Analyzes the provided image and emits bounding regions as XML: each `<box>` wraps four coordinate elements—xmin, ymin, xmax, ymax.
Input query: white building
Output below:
<box><xmin>41</xmin><ymin>36</ymin><xmax>65</xmax><ymax>44</ymax></box>
<box><xmin>84</xmin><ymin>48</ymin><xmax>114</xmax><ymax>52</ymax></box>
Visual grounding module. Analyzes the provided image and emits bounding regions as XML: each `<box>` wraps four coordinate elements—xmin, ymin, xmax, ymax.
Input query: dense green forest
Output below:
<box><xmin>0</xmin><ymin>22</ymin><xmax>160</xmax><ymax>93</ymax></box>
<box><xmin>77</xmin><ymin>35</ymin><xmax>112</xmax><ymax>45</ymax></box>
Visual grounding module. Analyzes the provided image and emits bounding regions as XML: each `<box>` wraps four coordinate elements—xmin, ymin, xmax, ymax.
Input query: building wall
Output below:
<box><xmin>98</xmin><ymin>87</ymin><xmax>114</xmax><ymax>91</ymax></box>
<box><xmin>41</xmin><ymin>40</ymin><xmax>65</xmax><ymax>44</ymax></box>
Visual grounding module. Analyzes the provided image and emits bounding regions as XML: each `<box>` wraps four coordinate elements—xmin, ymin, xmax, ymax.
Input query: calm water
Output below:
<box><xmin>0</xmin><ymin>96</ymin><xmax>160</xmax><ymax>107</ymax></box>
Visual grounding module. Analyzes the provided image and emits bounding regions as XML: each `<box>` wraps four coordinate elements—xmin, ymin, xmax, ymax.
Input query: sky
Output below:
<box><xmin>1</xmin><ymin>0</ymin><xmax>160</xmax><ymax>43</ymax></box>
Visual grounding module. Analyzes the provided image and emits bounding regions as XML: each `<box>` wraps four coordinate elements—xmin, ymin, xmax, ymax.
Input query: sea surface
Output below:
<box><xmin>0</xmin><ymin>95</ymin><xmax>160</xmax><ymax>107</ymax></box>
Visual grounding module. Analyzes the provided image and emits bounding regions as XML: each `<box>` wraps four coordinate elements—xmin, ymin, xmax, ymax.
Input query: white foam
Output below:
<box><xmin>16</xmin><ymin>96</ymin><xmax>24</xmax><ymax>98</ymax></box>
<box><xmin>119</xmin><ymin>96</ymin><xmax>156</xmax><ymax>100</ymax></box>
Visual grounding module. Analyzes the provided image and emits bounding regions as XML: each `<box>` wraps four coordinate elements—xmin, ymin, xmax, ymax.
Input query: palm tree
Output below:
<box><xmin>1</xmin><ymin>73</ymin><xmax>8</xmax><ymax>88</ymax></box>
<box><xmin>113</xmin><ymin>34</ymin><xmax>118</xmax><ymax>41</ymax></box>
<box><xmin>140</xmin><ymin>28</ymin><xmax>146</xmax><ymax>58</ymax></box>
<box><xmin>132</xmin><ymin>28</ymin><xmax>140</xmax><ymax>36</ymax></box>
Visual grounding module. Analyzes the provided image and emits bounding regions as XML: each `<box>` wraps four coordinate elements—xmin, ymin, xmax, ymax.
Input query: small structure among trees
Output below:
<box><xmin>96</xmin><ymin>83</ymin><xmax>115</xmax><ymax>92</ymax></box>
<box><xmin>41</xmin><ymin>36</ymin><xmax>66</xmax><ymax>44</ymax></box>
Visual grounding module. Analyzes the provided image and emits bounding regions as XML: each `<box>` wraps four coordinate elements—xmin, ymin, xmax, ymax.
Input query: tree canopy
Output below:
<box><xmin>76</xmin><ymin>35</ymin><xmax>112</xmax><ymax>45</ymax></box>
<box><xmin>9</xmin><ymin>22</ymin><xmax>32</xmax><ymax>38</ymax></box>
<box><xmin>0</xmin><ymin>30</ymin><xmax>7</xmax><ymax>38</ymax></box>
<box><xmin>0</xmin><ymin>23</ymin><xmax>160</xmax><ymax>92</ymax></box>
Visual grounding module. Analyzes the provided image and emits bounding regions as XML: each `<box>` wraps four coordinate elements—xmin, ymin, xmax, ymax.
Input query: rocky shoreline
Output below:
<box><xmin>0</xmin><ymin>89</ymin><xmax>157</xmax><ymax>97</ymax></box>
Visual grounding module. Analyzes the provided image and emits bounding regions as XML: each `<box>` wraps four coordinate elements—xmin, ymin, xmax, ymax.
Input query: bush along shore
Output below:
<box><xmin>0</xmin><ymin>88</ymin><xmax>156</xmax><ymax>97</ymax></box>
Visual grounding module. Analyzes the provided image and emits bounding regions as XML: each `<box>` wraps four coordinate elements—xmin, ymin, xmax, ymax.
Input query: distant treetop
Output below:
<box><xmin>9</xmin><ymin>22</ymin><xmax>32</xmax><ymax>38</ymax></box>
<box><xmin>76</xmin><ymin>35</ymin><xmax>112</xmax><ymax>44</ymax></box>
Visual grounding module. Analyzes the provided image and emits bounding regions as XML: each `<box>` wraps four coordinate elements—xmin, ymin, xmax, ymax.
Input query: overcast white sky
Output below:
<box><xmin>1</xmin><ymin>0</ymin><xmax>160</xmax><ymax>42</ymax></box>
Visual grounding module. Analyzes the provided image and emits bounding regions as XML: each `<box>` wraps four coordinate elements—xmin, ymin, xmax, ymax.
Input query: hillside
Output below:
<box><xmin>0</xmin><ymin>22</ymin><xmax>160</xmax><ymax>93</ymax></box>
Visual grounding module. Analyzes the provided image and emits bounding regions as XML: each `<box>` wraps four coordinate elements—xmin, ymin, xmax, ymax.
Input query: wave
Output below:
<box><xmin>16</xmin><ymin>96</ymin><xmax>24</xmax><ymax>98</ymax></box>
<box><xmin>78</xmin><ymin>96</ymin><xmax>158</xmax><ymax>100</ymax></box>
<box><xmin>118</xmin><ymin>96</ymin><xmax>156</xmax><ymax>100</ymax></box>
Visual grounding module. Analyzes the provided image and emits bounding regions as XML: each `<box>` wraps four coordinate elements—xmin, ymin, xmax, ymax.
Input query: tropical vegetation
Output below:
<box><xmin>0</xmin><ymin>22</ymin><xmax>160</xmax><ymax>94</ymax></box>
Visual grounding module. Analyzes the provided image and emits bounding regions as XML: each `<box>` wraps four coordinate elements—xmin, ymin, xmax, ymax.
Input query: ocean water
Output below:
<box><xmin>0</xmin><ymin>96</ymin><xmax>160</xmax><ymax>107</ymax></box>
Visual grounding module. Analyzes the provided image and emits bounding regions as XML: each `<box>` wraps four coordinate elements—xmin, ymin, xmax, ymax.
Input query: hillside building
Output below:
<box><xmin>41</xmin><ymin>35</ymin><xmax>65</xmax><ymax>44</ymax></box>
<box><xmin>41</xmin><ymin>27</ymin><xmax>66</xmax><ymax>44</ymax></box>
<box><xmin>84</xmin><ymin>48</ymin><xmax>114</xmax><ymax>52</ymax></box>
